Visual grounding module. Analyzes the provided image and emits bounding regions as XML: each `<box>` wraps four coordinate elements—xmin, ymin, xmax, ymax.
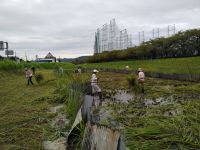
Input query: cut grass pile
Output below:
<box><xmin>81</xmin><ymin>56</ymin><xmax>200</xmax><ymax>74</ymax></box>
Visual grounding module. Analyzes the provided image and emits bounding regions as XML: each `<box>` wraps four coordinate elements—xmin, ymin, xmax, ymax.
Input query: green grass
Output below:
<box><xmin>0</xmin><ymin>70</ymin><xmax>62</xmax><ymax>149</ymax></box>
<box><xmin>54</xmin><ymin>73</ymin><xmax>89</xmax><ymax>149</ymax></box>
<box><xmin>0</xmin><ymin>64</ymin><xmax>88</xmax><ymax>149</ymax></box>
<box><xmin>0</xmin><ymin>59</ymin><xmax>75</xmax><ymax>72</ymax></box>
<box><xmin>81</xmin><ymin>56</ymin><xmax>200</xmax><ymax>74</ymax></box>
<box><xmin>60</xmin><ymin>73</ymin><xmax>89</xmax><ymax>126</ymax></box>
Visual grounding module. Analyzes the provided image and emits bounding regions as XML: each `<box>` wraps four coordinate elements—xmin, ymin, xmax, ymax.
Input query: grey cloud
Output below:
<box><xmin>0</xmin><ymin>0</ymin><xmax>199</xmax><ymax>59</ymax></box>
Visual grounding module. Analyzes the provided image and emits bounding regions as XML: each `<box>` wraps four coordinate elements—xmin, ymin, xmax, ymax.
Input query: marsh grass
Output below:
<box><xmin>54</xmin><ymin>73</ymin><xmax>90</xmax><ymax>149</ymax></box>
<box><xmin>86</xmin><ymin>72</ymin><xmax>200</xmax><ymax>149</ymax></box>
<box><xmin>126</xmin><ymin>74</ymin><xmax>140</xmax><ymax>93</ymax></box>
<box><xmin>110</xmin><ymin>76</ymin><xmax>200</xmax><ymax>149</ymax></box>
<box><xmin>74</xmin><ymin>122</ymin><xmax>86</xmax><ymax>149</ymax></box>
<box><xmin>64</xmin><ymin>74</ymin><xmax>89</xmax><ymax>126</ymax></box>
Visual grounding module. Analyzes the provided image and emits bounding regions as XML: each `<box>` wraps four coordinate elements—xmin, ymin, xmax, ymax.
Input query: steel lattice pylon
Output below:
<box><xmin>94</xmin><ymin>19</ymin><xmax>132</xmax><ymax>54</ymax></box>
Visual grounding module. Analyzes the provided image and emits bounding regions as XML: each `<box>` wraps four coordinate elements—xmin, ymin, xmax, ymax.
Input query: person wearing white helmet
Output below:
<box><xmin>91</xmin><ymin>69</ymin><xmax>102</xmax><ymax>106</ymax></box>
<box><xmin>125</xmin><ymin>66</ymin><xmax>129</xmax><ymax>70</ymax></box>
<box><xmin>138</xmin><ymin>68</ymin><xmax>145</xmax><ymax>93</ymax></box>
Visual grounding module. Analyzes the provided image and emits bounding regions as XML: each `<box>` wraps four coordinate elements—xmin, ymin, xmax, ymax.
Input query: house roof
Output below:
<box><xmin>45</xmin><ymin>52</ymin><xmax>55</xmax><ymax>58</ymax></box>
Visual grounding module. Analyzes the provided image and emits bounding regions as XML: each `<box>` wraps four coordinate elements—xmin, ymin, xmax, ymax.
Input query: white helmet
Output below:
<box><xmin>93</xmin><ymin>69</ymin><xmax>99</xmax><ymax>73</ymax></box>
<box><xmin>138</xmin><ymin>68</ymin><xmax>142</xmax><ymax>72</ymax></box>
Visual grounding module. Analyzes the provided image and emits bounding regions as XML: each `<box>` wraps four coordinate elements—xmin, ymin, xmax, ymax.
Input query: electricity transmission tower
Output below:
<box><xmin>167</xmin><ymin>24</ymin><xmax>176</xmax><ymax>37</ymax></box>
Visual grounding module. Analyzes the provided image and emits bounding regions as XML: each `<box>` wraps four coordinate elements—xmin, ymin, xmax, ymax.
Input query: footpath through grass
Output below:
<box><xmin>81</xmin><ymin>56</ymin><xmax>200</xmax><ymax>74</ymax></box>
<box><xmin>0</xmin><ymin>70</ymin><xmax>58</xmax><ymax>149</ymax></box>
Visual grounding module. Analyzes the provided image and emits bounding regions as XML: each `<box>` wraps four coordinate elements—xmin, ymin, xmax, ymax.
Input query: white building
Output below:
<box><xmin>35</xmin><ymin>52</ymin><xmax>56</xmax><ymax>63</ymax></box>
<box><xmin>94</xmin><ymin>19</ymin><xmax>132</xmax><ymax>54</ymax></box>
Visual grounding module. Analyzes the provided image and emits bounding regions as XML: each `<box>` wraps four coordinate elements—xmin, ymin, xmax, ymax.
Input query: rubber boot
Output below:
<box><xmin>142</xmin><ymin>87</ymin><xmax>145</xmax><ymax>94</ymax></box>
<box><xmin>92</xmin><ymin>93</ymin><xmax>95</xmax><ymax>106</ymax></box>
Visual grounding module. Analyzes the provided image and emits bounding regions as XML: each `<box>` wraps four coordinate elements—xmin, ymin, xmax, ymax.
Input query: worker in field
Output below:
<box><xmin>125</xmin><ymin>65</ymin><xmax>129</xmax><ymax>70</ymax></box>
<box><xmin>25</xmin><ymin>68</ymin><xmax>34</xmax><ymax>86</ymax></box>
<box><xmin>78</xmin><ymin>68</ymin><xmax>82</xmax><ymax>74</ymax></box>
<box><xmin>91</xmin><ymin>69</ymin><xmax>102</xmax><ymax>106</ymax></box>
<box><xmin>59</xmin><ymin>67</ymin><xmax>64</xmax><ymax>75</ymax></box>
<box><xmin>138</xmin><ymin>68</ymin><xmax>145</xmax><ymax>93</ymax></box>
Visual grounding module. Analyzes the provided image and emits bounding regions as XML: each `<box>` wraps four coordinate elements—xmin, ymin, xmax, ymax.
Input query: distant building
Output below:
<box><xmin>94</xmin><ymin>19</ymin><xmax>132</xmax><ymax>54</ymax></box>
<box><xmin>35</xmin><ymin>52</ymin><xmax>56</xmax><ymax>62</ymax></box>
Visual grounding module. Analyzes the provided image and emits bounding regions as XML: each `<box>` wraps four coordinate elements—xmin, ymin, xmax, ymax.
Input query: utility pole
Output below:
<box><xmin>167</xmin><ymin>25</ymin><xmax>170</xmax><ymax>37</ymax></box>
<box><xmin>25</xmin><ymin>52</ymin><xmax>27</xmax><ymax>62</ymax></box>
<box><xmin>167</xmin><ymin>24</ymin><xmax>176</xmax><ymax>37</ymax></box>
<box><xmin>5</xmin><ymin>42</ymin><xmax>9</xmax><ymax>58</ymax></box>
<box><xmin>15</xmin><ymin>51</ymin><xmax>16</xmax><ymax>61</ymax></box>
<box><xmin>142</xmin><ymin>31</ymin><xmax>145</xmax><ymax>43</ymax></box>
<box><xmin>153</xmin><ymin>29</ymin><xmax>155</xmax><ymax>39</ymax></box>
<box><xmin>139</xmin><ymin>32</ymin><xmax>141</xmax><ymax>44</ymax></box>
<box><xmin>173</xmin><ymin>24</ymin><xmax>176</xmax><ymax>34</ymax></box>
<box><xmin>120</xmin><ymin>30</ymin><xmax>123</xmax><ymax>49</ymax></box>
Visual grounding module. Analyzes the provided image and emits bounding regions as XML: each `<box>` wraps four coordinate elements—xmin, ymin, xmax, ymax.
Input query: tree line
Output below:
<box><xmin>87</xmin><ymin>29</ymin><xmax>200</xmax><ymax>63</ymax></box>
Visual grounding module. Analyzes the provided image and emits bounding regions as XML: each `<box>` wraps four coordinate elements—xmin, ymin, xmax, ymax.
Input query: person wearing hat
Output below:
<box><xmin>91</xmin><ymin>69</ymin><xmax>102</xmax><ymax>106</ymax></box>
<box><xmin>138</xmin><ymin>68</ymin><xmax>145</xmax><ymax>93</ymax></box>
<box><xmin>25</xmin><ymin>68</ymin><xmax>34</xmax><ymax>86</ymax></box>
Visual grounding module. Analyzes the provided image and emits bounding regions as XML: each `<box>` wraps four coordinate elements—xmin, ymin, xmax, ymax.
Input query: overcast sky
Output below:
<box><xmin>0</xmin><ymin>0</ymin><xmax>200</xmax><ymax>59</ymax></box>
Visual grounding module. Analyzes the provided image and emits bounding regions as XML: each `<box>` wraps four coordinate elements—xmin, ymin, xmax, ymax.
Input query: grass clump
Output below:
<box><xmin>68</xmin><ymin>122</ymin><xmax>86</xmax><ymax>149</ymax></box>
<box><xmin>126</xmin><ymin>74</ymin><xmax>140</xmax><ymax>93</ymax></box>
<box><xmin>64</xmin><ymin>74</ymin><xmax>89</xmax><ymax>126</ymax></box>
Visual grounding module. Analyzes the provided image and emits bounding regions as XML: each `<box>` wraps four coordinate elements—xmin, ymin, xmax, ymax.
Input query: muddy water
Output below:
<box><xmin>91</xmin><ymin>90</ymin><xmax>134</xmax><ymax>128</ymax></box>
<box><xmin>49</xmin><ymin>105</ymin><xmax>64</xmax><ymax>113</ymax></box>
<box><xmin>144</xmin><ymin>96</ymin><xmax>174</xmax><ymax>106</ymax></box>
<box><xmin>43</xmin><ymin>138</ymin><xmax>66</xmax><ymax>150</ymax></box>
<box><xmin>103</xmin><ymin>90</ymin><xmax>134</xmax><ymax>103</ymax></box>
<box><xmin>114</xmin><ymin>90</ymin><xmax>134</xmax><ymax>103</ymax></box>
